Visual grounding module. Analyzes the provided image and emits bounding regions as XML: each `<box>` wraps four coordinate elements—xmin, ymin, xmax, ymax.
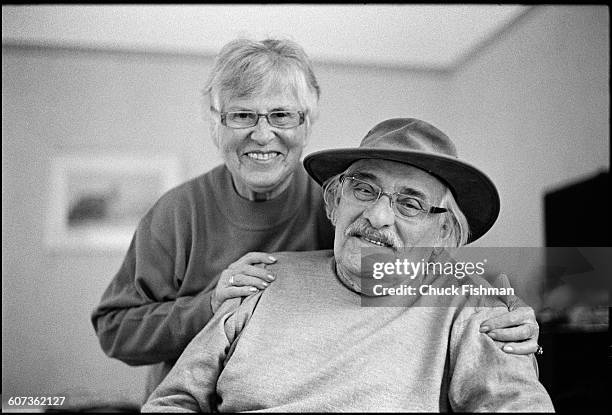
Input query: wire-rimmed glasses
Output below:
<box><xmin>340</xmin><ymin>175</ymin><xmax>447</xmax><ymax>220</ymax></box>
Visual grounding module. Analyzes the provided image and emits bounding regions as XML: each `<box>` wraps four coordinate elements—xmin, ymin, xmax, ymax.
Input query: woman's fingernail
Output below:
<box><xmin>504</xmin><ymin>345</ymin><xmax>514</xmax><ymax>352</ymax></box>
<box><xmin>268</xmin><ymin>274</ymin><xmax>275</xmax><ymax>280</ymax></box>
<box><xmin>262</xmin><ymin>282</ymin><xmax>269</xmax><ymax>287</ymax></box>
<box><xmin>250</xmin><ymin>287</ymin><xmax>258</xmax><ymax>292</ymax></box>
<box><xmin>268</xmin><ymin>256</ymin><xmax>277</xmax><ymax>262</ymax></box>
<box><xmin>488</xmin><ymin>331</ymin><xmax>497</xmax><ymax>338</ymax></box>
<box><xmin>480</xmin><ymin>326</ymin><xmax>490</xmax><ymax>332</ymax></box>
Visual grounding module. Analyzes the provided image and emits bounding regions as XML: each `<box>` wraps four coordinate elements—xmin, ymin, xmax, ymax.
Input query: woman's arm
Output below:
<box><xmin>481</xmin><ymin>274</ymin><xmax>540</xmax><ymax>355</ymax></box>
<box><xmin>91</xmin><ymin>208</ymin><xmax>217</xmax><ymax>365</ymax></box>
<box><xmin>91</xmin><ymin>188</ymin><xmax>276</xmax><ymax>366</ymax></box>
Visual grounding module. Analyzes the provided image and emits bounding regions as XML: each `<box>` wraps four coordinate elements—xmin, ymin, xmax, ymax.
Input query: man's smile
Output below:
<box><xmin>362</xmin><ymin>236</ymin><xmax>389</xmax><ymax>247</ymax></box>
<box><xmin>350</xmin><ymin>233</ymin><xmax>394</xmax><ymax>249</ymax></box>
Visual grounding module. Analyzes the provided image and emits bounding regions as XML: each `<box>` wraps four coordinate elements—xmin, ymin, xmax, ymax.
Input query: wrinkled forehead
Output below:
<box><xmin>223</xmin><ymin>88</ymin><xmax>301</xmax><ymax>111</ymax></box>
<box><xmin>226</xmin><ymin>79</ymin><xmax>294</xmax><ymax>102</ymax></box>
<box><xmin>218</xmin><ymin>68</ymin><xmax>311</xmax><ymax>109</ymax></box>
<box><xmin>345</xmin><ymin>159</ymin><xmax>447</xmax><ymax>201</ymax></box>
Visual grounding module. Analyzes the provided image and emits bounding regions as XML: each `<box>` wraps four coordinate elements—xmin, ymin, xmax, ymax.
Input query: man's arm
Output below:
<box><xmin>448</xmin><ymin>305</ymin><xmax>554</xmax><ymax>412</ymax></box>
<box><xmin>141</xmin><ymin>294</ymin><xmax>260</xmax><ymax>412</ymax></box>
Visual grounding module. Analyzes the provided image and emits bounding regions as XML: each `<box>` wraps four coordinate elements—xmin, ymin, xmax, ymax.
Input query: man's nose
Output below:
<box><xmin>250</xmin><ymin>116</ymin><xmax>275</xmax><ymax>145</ymax></box>
<box><xmin>363</xmin><ymin>195</ymin><xmax>396</xmax><ymax>229</ymax></box>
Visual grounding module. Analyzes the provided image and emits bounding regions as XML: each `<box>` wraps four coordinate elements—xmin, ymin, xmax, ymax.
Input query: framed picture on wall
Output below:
<box><xmin>44</xmin><ymin>154</ymin><xmax>182</xmax><ymax>252</ymax></box>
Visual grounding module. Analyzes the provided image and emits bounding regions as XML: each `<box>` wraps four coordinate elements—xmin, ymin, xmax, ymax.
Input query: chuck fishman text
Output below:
<box><xmin>372</xmin><ymin>284</ymin><xmax>515</xmax><ymax>297</ymax></box>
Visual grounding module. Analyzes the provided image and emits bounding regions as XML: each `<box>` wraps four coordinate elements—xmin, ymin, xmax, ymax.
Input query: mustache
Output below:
<box><xmin>344</xmin><ymin>218</ymin><xmax>402</xmax><ymax>250</ymax></box>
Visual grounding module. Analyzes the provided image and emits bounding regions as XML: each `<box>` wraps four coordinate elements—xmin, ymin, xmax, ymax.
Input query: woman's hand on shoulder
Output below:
<box><xmin>211</xmin><ymin>252</ymin><xmax>277</xmax><ymax>314</ymax></box>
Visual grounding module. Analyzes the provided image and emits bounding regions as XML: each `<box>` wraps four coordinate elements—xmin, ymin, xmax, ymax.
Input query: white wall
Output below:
<box><xmin>2</xmin><ymin>4</ymin><xmax>608</xmax><ymax>408</ymax></box>
<box><xmin>450</xmin><ymin>5</ymin><xmax>609</xmax><ymax>248</ymax></box>
<box><xmin>449</xmin><ymin>6</ymin><xmax>610</xmax><ymax>310</ymax></box>
<box><xmin>447</xmin><ymin>6</ymin><xmax>609</xmax><ymax>308</ymax></box>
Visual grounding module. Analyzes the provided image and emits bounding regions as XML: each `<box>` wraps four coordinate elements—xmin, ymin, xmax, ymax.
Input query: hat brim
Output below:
<box><xmin>303</xmin><ymin>149</ymin><xmax>500</xmax><ymax>244</ymax></box>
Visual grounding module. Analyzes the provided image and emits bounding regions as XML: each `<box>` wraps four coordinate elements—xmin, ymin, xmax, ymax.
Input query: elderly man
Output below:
<box><xmin>141</xmin><ymin>118</ymin><xmax>554</xmax><ymax>412</ymax></box>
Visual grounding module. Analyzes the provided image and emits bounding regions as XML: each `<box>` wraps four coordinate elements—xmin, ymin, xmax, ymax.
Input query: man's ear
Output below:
<box><xmin>439</xmin><ymin>219</ymin><xmax>452</xmax><ymax>240</ymax></box>
<box><xmin>329</xmin><ymin>207</ymin><xmax>337</xmax><ymax>226</ymax></box>
<box><xmin>434</xmin><ymin>217</ymin><xmax>452</xmax><ymax>252</ymax></box>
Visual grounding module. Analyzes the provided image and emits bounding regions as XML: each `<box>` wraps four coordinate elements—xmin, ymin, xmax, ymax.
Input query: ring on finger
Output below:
<box><xmin>535</xmin><ymin>345</ymin><xmax>544</xmax><ymax>356</ymax></box>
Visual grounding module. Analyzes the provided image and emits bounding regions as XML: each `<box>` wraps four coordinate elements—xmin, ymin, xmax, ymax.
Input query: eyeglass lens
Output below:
<box><xmin>343</xmin><ymin>177</ymin><xmax>427</xmax><ymax>219</ymax></box>
<box><xmin>225</xmin><ymin>111</ymin><xmax>301</xmax><ymax>128</ymax></box>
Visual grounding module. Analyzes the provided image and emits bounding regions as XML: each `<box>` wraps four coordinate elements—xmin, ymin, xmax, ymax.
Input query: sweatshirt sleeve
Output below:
<box><xmin>141</xmin><ymin>293</ymin><xmax>261</xmax><ymax>412</ymax></box>
<box><xmin>91</xmin><ymin>193</ymin><xmax>216</xmax><ymax>365</ymax></box>
<box><xmin>448</xmin><ymin>304</ymin><xmax>554</xmax><ymax>412</ymax></box>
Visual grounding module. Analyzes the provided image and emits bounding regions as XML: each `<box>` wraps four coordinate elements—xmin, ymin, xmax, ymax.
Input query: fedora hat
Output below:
<box><xmin>303</xmin><ymin>118</ymin><xmax>500</xmax><ymax>244</ymax></box>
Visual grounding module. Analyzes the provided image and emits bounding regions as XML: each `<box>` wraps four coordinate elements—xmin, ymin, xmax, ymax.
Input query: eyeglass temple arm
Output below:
<box><xmin>429</xmin><ymin>206</ymin><xmax>448</xmax><ymax>214</ymax></box>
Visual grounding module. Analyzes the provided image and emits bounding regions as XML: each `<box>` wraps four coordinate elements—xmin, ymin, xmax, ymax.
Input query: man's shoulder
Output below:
<box><xmin>269</xmin><ymin>249</ymin><xmax>334</xmax><ymax>266</ymax></box>
<box><xmin>444</xmin><ymin>274</ymin><xmax>510</xmax><ymax>327</ymax></box>
<box><xmin>265</xmin><ymin>250</ymin><xmax>335</xmax><ymax>280</ymax></box>
<box><xmin>423</xmin><ymin>269</ymin><xmax>508</xmax><ymax>319</ymax></box>
<box><xmin>462</xmin><ymin>273</ymin><xmax>513</xmax><ymax>307</ymax></box>
<box><xmin>257</xmin><ymin>250</ymin><xmax>337</xmax><ymax>302</ymax></box>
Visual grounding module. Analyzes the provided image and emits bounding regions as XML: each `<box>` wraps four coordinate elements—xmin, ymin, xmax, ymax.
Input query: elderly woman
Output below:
<box><xmin>141</xmin><ymin>118</ymin><xmax>554</xmax><ymax>412</ymax></box>
<box><xmin>91</xmin><ymin>39</ymin><xmax>540</xmax><ymax>401</ymax></box>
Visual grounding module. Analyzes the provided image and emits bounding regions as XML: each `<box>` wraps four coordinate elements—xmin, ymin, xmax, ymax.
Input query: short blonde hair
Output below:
<box><xmin>203</xmin><ymin>38</ymin><xmax>320</xmax><ymax>141</ymax></box>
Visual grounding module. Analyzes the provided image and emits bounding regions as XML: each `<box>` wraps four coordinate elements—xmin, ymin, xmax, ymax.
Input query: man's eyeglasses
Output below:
<box><xmin>340</xmin><ymin>175</ymin><xmax>448</xmax><ymax>220</ymax></box>
<box><xmin>212</xmin><ymin>107</ymin><xmax>305</xmax><ymax>129</ymax></box>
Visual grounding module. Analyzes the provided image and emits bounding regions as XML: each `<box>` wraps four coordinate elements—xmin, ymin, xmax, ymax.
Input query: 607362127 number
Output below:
<box><xmin>7</xmin><ymin>396</ymin><xmax>66</xmax><ymax>406</ymax></box>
